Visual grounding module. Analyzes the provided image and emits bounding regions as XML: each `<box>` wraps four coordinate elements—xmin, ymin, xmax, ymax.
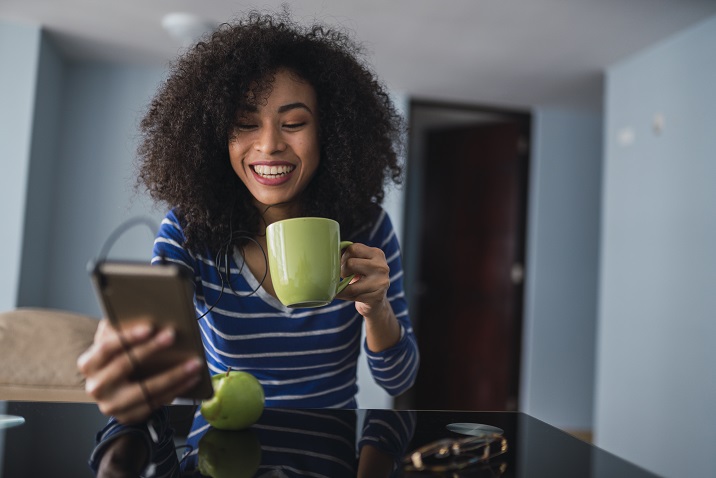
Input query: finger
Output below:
<box><xmin>98</xmin><ymin>383</ymin><xmax>154</xmax><ymax>424</ymax></box>
<box><xmin>98</xmin><ymin>318</ymin><xmax>154</xmax><ymax>343</ymax></box>
<box><xmin>342</xmin><ymin>244</ymin><xmax>386</xmax><ymax>265</ymax></box>
<box><xmin>336</xmin><ymin>272</ymin><xmax>384</xmax><ymax>299</ymax></box>
<box><xmin>342</xmin><ymin>256</ymin><xmax>389</xmax><ymax>281</ymax></box>
<box><xmin>94</xmin><ymin>318</ymin><xmax>110</xmax><ymax>341</ymax></box>
<box><xmin>337</xmin><ymin>268</ymin><xmax>388</xmax><ymax>302</ymax></box>
<box><xmin>341</xmin><ymin>242</ymin><xmax>379</xmax><ymax>261</ymax></box>
<box><xmin>78</xmin><ymin>321</ymin><xmax>155</xmax><ymax>376</ymax></box>
<box><xmin>85</xmin><ymin>327</ymin><xmax>176</xmax><ymax>401</ymax></box>
<box><xmin>142</xmin><ymin>357</ymin><xmax>204</xmax><ymax>408</ymax></box>
<box><xmin>108</xmin><ymin>357</ymin><xmax>204</xmax><ymax>424</ymax></box>
<box><xmin>338</xmin><ymin>284</ymin><xmax>383</xmax><ymax>302</ymax></box>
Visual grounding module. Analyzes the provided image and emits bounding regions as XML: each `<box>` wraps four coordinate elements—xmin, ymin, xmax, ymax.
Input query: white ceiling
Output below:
<box><xmin>2</xmin><ymin>0</ymin><xmax>716</xmax><ymax>109</ymax></box>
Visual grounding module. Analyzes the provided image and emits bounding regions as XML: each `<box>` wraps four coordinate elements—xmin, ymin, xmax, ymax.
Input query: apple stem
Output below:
<box><xmin>226</xmin><ymin>366</ymin><xmax>232</xmax><ymax>377</ymax></box>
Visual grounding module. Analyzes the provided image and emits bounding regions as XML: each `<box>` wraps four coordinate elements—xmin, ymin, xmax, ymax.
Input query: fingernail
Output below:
<box><xmin>76</xmin><ymin>352</ymin><xmax>87</xmax><ymax>369</ymax></box>
<box><xmin>156</xmin><ymin>328</ymin><xmax>175</xmax><ymax>345</ymax></box>
<box><xmin>132</xmin><ymin>323</ymin><xmax>152</xmax><ymax>339</ymax></box>
<box><xmin>185</xmin><ymin>357</ymin><xmax>203</xmax><ymax>373</ymax></box>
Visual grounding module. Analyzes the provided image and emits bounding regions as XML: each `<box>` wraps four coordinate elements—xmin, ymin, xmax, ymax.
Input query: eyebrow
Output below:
<box><xmin>277</xmin><ymin>102</ymin><xmax>313</xmax><ymax>114</ymax></box>
<box><xmin>239</xmin><ymin>102</ymin><xmax>313</xmax><ymax>116</ymax></box>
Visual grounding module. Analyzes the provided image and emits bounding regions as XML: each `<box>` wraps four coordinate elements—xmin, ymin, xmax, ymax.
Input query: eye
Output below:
<box><xmin>283</xmin><ymin>122</ymin><xmax>306</xmax><ymax>130</ymax></box>
<box><xmin>234</xmin><ymin>123</ymin><xmax>258</xmax><ymax>132</ymax></box>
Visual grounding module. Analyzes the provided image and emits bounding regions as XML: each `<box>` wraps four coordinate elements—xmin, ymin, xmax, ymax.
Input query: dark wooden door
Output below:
<box><xmin>412</xmin><ymin>121</ymin><xmax>528</xmax><ymax>411</ymax></box>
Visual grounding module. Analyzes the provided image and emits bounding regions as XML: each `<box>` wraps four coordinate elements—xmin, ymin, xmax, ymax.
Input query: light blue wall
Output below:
<box><xmin>521</xmin><ymin>106</ymin><xmax>603</xmax><ymax>431</ymax></box>
<box><xmin>1</xmin><ymin>22</ymin><xmax>164</xmax><ymax>316</ymax></box>
<box><xmin>0</xmin><ymin>35</ymin><xmax>166</xmax><ymax>475</ymax></box>
<box><xmin>17</xmin><ymin>31</ymin><xmax>66</xmax><ymax>307</ymax></box>
<box><xmin>355</xmin><ymin>92</ymin><xmax>408</xmax><ymax>409</ymax></box>
<box><xmin>42</xmin><ymin>62</ymin><xmax>165</xmax><ymax>316</ymax></box>
<box><xmin>0</xmin><ymin>19</ymin><xmax>42</xmax><ymax>475</ymax></box>
<box><xmin>595</xmin><ymin>15</ymin><xmax>716</xmax><ymax>478</ymax></box>
<box><xmin>0</xmin><ymin>21</ymin><xmax>40</xmax><ymax>310</ymax></box>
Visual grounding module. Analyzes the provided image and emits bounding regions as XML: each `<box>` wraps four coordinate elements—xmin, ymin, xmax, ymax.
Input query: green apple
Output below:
<box><xmin>197</xmin><ymin>428</ymin><xmax>261</xmax><ymax>478</ymax></box>
<box><xmin>200</xmin><ymin>370</ymin><xmax>264</xmax><ymax>430</ymax></box>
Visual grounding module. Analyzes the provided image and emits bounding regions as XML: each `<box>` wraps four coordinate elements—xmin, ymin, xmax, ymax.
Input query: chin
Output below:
<box><xmin>255</xmin><ymin>196</ymin><xmax>300</xmax><ymax>210</ymax></box>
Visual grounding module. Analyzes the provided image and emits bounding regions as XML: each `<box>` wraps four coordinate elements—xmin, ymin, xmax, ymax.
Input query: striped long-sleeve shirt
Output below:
<box><xmin>89</xmin><ymin>207</ymin><xmax>419</xmax><ymax>476</ymax></box>
<box><xmin>153</xmin><ymin>206</ymin><xmax>419</xmax><ymax>408</ymax></box>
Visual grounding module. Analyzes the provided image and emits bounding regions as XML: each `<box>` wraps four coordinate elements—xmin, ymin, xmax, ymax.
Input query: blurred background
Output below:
<box><xmin>2</xmin><ymin>1</ymin><xmax>715</xmax><ymax>477</ymax></box>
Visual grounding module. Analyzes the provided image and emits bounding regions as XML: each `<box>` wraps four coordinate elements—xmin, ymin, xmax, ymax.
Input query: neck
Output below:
<box><xmin>255</xmin><ymin>200</ymin><xmax>302</xmax><ymax>229</ymax></box>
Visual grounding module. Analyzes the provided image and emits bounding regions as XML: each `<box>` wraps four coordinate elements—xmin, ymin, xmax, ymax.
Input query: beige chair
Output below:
<box><xmin>0</xmin><ymin>307</ymin><xmax>98</xmax><ymax>402</ymax></box>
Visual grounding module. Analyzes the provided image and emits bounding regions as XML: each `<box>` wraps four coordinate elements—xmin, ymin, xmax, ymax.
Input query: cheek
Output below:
<box><xmin>228</xmin><ymin>142</ymin><xmax>249</xmax><ymax>178</ymax></box>
<box><xmin>303</xmin><ymin>134</ymin><xmax>321</xmax><ymax>171</ymax></box>
<box><xmin>230</xmin><ymin>160</ymin><xmax>244</xmax><ymax>183</ymax></box>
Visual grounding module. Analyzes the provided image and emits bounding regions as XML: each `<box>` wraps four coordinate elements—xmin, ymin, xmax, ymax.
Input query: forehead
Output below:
<box><xmin>242</xmin><ymin>69</ymin><xmax>317</xmax><ymax>112</ymax></box>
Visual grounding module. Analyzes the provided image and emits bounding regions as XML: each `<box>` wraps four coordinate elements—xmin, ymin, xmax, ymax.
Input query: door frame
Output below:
<box><xmin>397</xmin><ymin>98</ymin><xmax>532</xmax><ymax>409</ymax></box>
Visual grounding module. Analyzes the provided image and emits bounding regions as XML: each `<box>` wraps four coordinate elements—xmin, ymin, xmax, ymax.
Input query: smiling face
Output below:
<box><xmin>229</xmin><ymin>69</ymin><xmax>320</xmax><ymax>218</ymax></box>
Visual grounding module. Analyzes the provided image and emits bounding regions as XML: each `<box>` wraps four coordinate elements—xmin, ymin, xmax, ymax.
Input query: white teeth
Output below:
<box><xmin>253</xmin><ymin>164</ymin><xmax>294</xmax><ymax>177</ymax></box>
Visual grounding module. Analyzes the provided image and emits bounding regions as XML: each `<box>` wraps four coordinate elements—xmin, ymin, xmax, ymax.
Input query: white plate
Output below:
<box><xmin>0</xmin><ymin>414</ymin><xmax>25</xmax><ymax>430</ymax></box>
<box><xmin>446</xmin><ymin>422</ymin><xmax>503</xmax><ymax>437</ymax></box>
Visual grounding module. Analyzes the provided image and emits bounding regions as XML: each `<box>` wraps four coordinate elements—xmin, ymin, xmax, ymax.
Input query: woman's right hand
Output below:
<box><xmin>77</xmin><ymin>319</ymin><xmax>205</xmax><ymax>424</ymax></box>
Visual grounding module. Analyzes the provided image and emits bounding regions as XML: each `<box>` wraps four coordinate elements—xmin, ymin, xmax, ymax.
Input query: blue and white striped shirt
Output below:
<box><xmin>153</xmin><ymin>206</ymin><xmax>419</xmax><ymax>408</ymax></box>
<box><xmin>89</xmin><ymin>207</ymin><xmax>419</xmax><ymax>476</ymax></box>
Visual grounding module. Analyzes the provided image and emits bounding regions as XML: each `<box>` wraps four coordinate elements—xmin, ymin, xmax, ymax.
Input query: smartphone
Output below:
<box><xmin>89</xmin><ymin>260</ymin><xmax>214</xmax><ymax>400</ymax></box>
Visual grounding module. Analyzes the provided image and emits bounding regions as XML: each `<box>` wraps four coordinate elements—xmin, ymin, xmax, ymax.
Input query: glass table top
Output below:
<box><xmin>0</xmin><ymin>400</ymin><xmax>659</xmax><ymax>477</ymax></box>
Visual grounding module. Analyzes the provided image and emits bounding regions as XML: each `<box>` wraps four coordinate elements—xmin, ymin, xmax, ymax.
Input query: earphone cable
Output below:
<box><xmin>93</xmin><ymin>216</ymin><xmax>160</xmax><ymax>413</ymax></box>
<box><xmin>195</xmin><ymin>232</ymin><xmax>268</xmax><ymax>321</ymax></box>
<box><xmin>96</xmin><ymin>216</ymin><xmax>159</xmax><ymax>263</ymax></box>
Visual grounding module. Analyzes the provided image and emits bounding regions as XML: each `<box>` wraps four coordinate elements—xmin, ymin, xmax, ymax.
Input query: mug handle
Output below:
<box><xmin>336</xmin><ymin>241</ymin><xmax>355</xmax><ymax>295</ymax></box>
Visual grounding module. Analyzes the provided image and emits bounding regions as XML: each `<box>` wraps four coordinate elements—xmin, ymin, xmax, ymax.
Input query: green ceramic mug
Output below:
<box><xmin>266</xmin><ymin>217</ymin><xmax>354</xmax><ymax>308</ymax></box>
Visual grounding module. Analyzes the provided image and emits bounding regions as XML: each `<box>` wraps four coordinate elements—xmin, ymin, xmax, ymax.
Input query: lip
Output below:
<box><xmin>249</xmin><ymin>161</ymin><xmax>296</xmax><ymax>186</ymax></box>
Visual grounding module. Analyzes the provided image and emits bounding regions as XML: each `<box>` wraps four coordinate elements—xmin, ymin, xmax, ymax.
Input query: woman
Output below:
<box><xmin>78</xmin><ymin>10</ymin><xmax>418</xmax><ymax>429</ymax></box>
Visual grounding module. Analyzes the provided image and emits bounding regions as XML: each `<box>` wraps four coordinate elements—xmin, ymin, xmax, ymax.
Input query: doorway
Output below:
<box><xmin>399</xmin><ymin>100</ymin><xmax>531</xmax><ymax>411</ymax></box>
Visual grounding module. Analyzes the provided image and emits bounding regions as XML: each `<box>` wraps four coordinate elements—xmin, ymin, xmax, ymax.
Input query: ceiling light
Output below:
<box><xmin>161</xmin><ymin>12</ymin><xmax>217</xmax><ymax>47</ymax></box>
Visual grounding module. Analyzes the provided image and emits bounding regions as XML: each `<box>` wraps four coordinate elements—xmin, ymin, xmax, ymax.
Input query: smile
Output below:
<box><xmin>251</xmin><ymin>164</ymin><xmax>295</xmax><ymax>178</ymax></box>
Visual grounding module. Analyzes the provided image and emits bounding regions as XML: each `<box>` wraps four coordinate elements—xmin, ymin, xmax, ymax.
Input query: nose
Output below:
<box><xmin>255</xmin><ymin>124</ymin><xmax>287</xmax><ymax>154</ymax></box>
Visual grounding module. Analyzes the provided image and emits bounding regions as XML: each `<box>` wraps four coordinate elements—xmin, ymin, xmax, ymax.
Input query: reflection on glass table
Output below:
<box><xmin>0</xmin><ymin>414</ymin><xmax>25</xmax><ymax>430</ymax></box>
<box><xmin>181</xmin><ymin>408</ymin><xmax>415</xmax><ymax>477</ymax></box>
<box><xmin>0</xmin><ymin>401</ymin><xmax>661</xmax><ymax>477</ymax></box>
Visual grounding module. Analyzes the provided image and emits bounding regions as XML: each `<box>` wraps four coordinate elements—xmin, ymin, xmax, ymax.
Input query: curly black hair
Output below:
<box><xmin>136</xmin><ymin>9</ymin><xmax>404</xmax><ymax>252</ymax></box>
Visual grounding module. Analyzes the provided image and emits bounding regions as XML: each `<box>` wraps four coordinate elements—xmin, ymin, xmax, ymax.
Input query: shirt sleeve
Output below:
<box><xmin>362</xmin><ymin>209</ymin><xmax>420</xmax><ymax>396</ymax></box>
<box><xmin>152</xmin><ymin>210</ymin><xmax>197</xmax><ymax>273</ymax></box>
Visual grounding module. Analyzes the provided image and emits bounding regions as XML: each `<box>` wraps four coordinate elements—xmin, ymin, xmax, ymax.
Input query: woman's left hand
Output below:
<box><xmin>336</xmin><ymin>243</ymin><xmax>391</xmax><ymax>320</ymax></box>
<box><xmin>336</xmin><ymin>242</ymin><xmax>402</xmax><ymax>352</ymax></box>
